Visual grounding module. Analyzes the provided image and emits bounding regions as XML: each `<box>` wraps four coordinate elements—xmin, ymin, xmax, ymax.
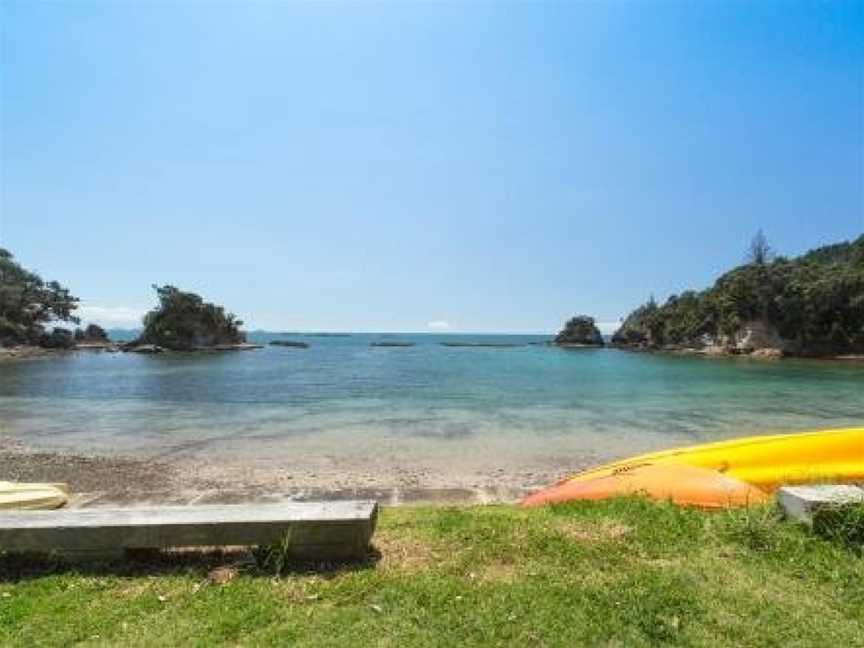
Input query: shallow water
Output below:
<box><xmin>1</xmin><ymin>334</ymin><xmax>862</xmax><ymax>479</ymax></box>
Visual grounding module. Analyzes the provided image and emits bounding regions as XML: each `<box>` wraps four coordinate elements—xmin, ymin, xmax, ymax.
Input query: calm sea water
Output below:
<box><xmin>1</xmin><ymin>333</ymin><xmax>862</xmax><ymax>475</ymax></box>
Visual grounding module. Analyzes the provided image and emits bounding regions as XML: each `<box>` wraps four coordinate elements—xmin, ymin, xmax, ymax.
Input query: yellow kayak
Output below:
<box><xmin>0</xmin><ymin>481</ymin><xmax>69</xmax><ymax>510</ymax></box>
<box><xmin>560</xmin><ymin>427</ymin><xmax>864</xmax><ymax>493</ymax></box>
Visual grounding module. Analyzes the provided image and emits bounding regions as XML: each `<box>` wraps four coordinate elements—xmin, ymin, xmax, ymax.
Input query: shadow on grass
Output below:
<box><xmin>0</xmin><ymin>545</ymin><xmax>382</xmax><ymax>583</ymax></box>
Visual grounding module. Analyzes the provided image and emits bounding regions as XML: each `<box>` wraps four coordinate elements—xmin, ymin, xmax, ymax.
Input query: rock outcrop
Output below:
<box><xmin>554</xmin><ymin>316</ymin><xmax>604</xmax><ymax>347</ymax></box>
<box><xmin>269</xmin><ymin>340</ymin><xmax>310</xmax><ymax>348</ymax></box>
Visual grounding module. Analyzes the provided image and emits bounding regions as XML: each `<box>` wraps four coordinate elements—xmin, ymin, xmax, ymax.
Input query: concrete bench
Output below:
<box><xmin>0</xmin><ymin>500</ymin><xmax>378</xmax><ymax>561</ymax></box>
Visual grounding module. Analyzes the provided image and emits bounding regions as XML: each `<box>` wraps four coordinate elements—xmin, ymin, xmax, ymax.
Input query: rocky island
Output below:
<box><xmin>129</xmin><ymin>285</ymin><xmax>258</xmax><ymax>352</ymax></box>
<box><xmin>554</xmin><ymin>315</ymin><xmax>605</xmax><ymax>347</ymax></box>
<box><xmin>611</xmin><ymin>233</ymin><xmax>864</xmax><ymax>358</ymax></box>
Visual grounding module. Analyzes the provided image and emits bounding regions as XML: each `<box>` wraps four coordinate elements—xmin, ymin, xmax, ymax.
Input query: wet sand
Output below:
<box><xmin>0</xmin><ymin>436</ymin><xmax>587</xmax><ymax>508</ymax></box>
<box><xmin>0</xmin><ymin>346</ymin><xmax>72</xmax><ymax>362</ymax></box>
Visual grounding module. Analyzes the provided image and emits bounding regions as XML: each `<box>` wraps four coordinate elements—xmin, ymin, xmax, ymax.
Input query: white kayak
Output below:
<box><xmin>0</xmin><ymin>481</ymin><xmax>69</xmax><ymax>510</ymax></box>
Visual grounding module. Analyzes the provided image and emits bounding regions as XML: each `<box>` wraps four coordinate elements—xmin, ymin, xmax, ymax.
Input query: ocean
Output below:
<box><xmin>1</xmin><ymin>333</ymin><xmax>862</xmax><ymax>488</ymax></box>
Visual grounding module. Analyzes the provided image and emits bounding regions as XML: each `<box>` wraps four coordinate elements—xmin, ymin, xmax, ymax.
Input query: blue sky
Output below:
<box><xmin>1</xmin><ymin>1</ymin><xmax>862</xmax><ymax>333</ymax></box>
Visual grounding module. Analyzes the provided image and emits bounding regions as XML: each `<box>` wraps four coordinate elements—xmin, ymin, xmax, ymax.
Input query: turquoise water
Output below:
<box><xmin>1</xmin><ymin>334</ymin><xmax>862</xmax><ymax>481</ymax></box>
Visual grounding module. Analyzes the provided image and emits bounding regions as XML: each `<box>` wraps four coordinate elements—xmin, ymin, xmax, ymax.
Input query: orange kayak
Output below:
<box><xmin>554</xmin><ymin>428</ymin><xmax>864</xmax><ymax>493</ymax></box>
<box><xmin>522</xmin><ymin>463</ymin><xmax>768</xmax><ymax>508</ymax></box>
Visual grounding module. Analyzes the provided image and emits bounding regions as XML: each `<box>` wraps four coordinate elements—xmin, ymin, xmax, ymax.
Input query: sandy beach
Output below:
<box><xmin>0</xmin><ymin>435</ymin><xmax>586</xmax><ymax>508</ymax></box>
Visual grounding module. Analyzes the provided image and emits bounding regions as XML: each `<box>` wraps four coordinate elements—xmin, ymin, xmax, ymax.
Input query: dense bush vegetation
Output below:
<box><xmin>0</xmin><ymin>248</ymin><xmax>80</xmax><ymax>346</ymax></box>
<box><xmin>555</xmin><ymin>315</ymin><xmax>604</xmax><ymax>346</ymax></box>
<box><xmin>37</xmin><ymin>327</ymin><xmax>76</xmax><ymax>349</ymax></box>
<box><xmin>74</xmin><ymin>323</ymin><xmax>108</xmax><ymax>342</ymax></box>
<box><xmin>137</xmin><ymin>285</ymin><xmax>246</xmax><ymax>350</ymax></box>
<box><xmin>612</xmin><ymin>234</ymin><xmax>864</xmax><ymax>355</ymax></box>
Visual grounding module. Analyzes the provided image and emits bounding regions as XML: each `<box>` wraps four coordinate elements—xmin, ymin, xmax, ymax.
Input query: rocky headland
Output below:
<box><xmin>609</xmin><ymin>234</ymin><xmax>864</xmax><ymax>359</ymax></box>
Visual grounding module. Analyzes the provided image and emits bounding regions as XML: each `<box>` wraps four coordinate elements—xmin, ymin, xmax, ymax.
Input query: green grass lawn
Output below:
<box><xmin>1</xmin><ymin>499</ymin><xmax>862</xmax><ymax>647</ymax></box>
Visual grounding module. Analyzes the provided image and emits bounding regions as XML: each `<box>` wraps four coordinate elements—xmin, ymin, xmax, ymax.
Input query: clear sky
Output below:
<box><xmin>1</xmin><ymin>1</ymin><xmax>862</xmax><ymax>333</ymax></box>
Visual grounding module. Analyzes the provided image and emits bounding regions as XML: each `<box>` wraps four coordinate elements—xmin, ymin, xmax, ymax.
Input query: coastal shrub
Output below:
<box><xmin>813</xmin><ymin>503</ymin><xmax>864</xmax><ymax>555</ymax></box>
<box><xmin>612</xmin><ymin>233</ymin><xmax>864</xmax><ymax>354</ymax></box>
<box><xmin>0</xmin><ymin>248</ymin><xmax>80</xmax><ymax>346</ymax></box>
<box><xmin>77</xmin><ymin>323</ymin><xmax>108</xmax><ymax>341</ymax></box>
<box><xmin>137</xmin><ymin>285</ymin><xmax>246</xmax><ymax>350</ymax></box>
<box><xmin>37</xmin><ymin>327</ymin><xmax>76</xmax><ymax>349</ymax></box>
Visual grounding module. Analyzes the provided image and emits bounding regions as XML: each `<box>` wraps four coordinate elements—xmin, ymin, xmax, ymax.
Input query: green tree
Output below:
<box><xmin>746</xmin><ymin>229</ymin><xmax>773</xmax><ymax>266</ymax></box>
<box><xmin>138</xmin><ymin>285</ymin><xmax>245</xmax><ymax>350</ymax></box>
<box><xmin>75</xmin><ymin>323</ymin><xmax>108</xmax><ymax>342</ymax></box>
<box><xmin>0</xmin><ymin>248</ymin><xmax>80</xmax><ymax>345</ymax></box>
<box><xmin>40</xmin><ymin>327</ymin><xmax>76</xmax><ymax>349</ymax></box>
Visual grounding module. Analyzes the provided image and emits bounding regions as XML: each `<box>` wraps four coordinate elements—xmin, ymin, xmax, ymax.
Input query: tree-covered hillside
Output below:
<box><xmin>612</xmin><ymin>234</ymin><xmax>864</xmax><ymax>356</ymax></box>
<box><xmin>0</xmin><ymin>248</ymin><xmax>80</xmax><ymax>346</ymax></box>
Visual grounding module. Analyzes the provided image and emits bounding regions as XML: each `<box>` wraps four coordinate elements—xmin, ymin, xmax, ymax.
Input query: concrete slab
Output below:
<box><xmin>0</xmin><ymin>500</ymin><xmax>378</xmax><ymax>560</ymax></box>
<box><xmin>778</xmin><ymin>485</ymin><xmax>864</xmax><ymax>524</ymax></box>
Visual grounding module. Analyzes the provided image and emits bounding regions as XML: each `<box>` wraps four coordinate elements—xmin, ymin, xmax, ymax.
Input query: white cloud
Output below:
<box><xmin>77</xmin><ymin>305</ymin><xmax>146</xmax><ymax>328</ymax></box>
<box><xmin>596</xmin><ymin>321</ymin><xmax>621</xmax><ymax>335</ymax></box>
<box><xmin>427</xmin><ymin>320</ymin><xmax>451</xmax><ymax>331</ymax></box>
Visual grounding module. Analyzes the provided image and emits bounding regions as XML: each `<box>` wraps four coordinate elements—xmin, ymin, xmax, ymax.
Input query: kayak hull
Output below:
<box><xmin>563</xmin><ymin>428</ymin><xmax>864</xmax><ymax>492</ymax></box>
<box><xmin>522</xmin><ymin>463</ymin><xmax>768</xmax><ymax>508</ymax></box>
<box><xmin>523</xmin><ymin>428</ymin><xmax>864</xmax><ymax>508</ymax></box>
<box><xmin>0</xmin><ymin>482</ymin><xmax>69</xmax><ymax>510</ymax></box>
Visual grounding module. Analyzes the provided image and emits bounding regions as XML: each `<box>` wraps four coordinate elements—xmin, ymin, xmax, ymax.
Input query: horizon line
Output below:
<box><xmin>99</xmin><ymin>327</ymin><xmax>626</xmax><ymax>336</ymax></box>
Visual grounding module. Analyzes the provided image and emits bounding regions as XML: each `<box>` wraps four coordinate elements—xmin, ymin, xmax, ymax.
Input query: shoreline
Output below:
<box><xmin>0</xmin><ymin>346</ymin><xmax>76</xmax><ymax>362</ymax></box>
<box><xmin>3</xmin><ymin>343</ymin><xmax>863</xmax><ymax>363</ymax></box>
<box><xmin>0</xmin><ymin>343</ymin><xmax>263</xmax><ymax>362</ymax></box>
<box><xmin>608</xmin><ymin>343</ymin><xmax>864</xmax><ymax>362</ymax></box>
<box><xmin>0</xmin><ymin>442</ymin><xmax>568</xmax><ymax>508</ymax></box>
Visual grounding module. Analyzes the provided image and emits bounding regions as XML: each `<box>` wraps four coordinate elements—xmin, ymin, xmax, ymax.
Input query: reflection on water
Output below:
<box><xmin>1</xmin><ymin>333</ymin><xmax>862</xmax><ymax>469</ymax></box>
